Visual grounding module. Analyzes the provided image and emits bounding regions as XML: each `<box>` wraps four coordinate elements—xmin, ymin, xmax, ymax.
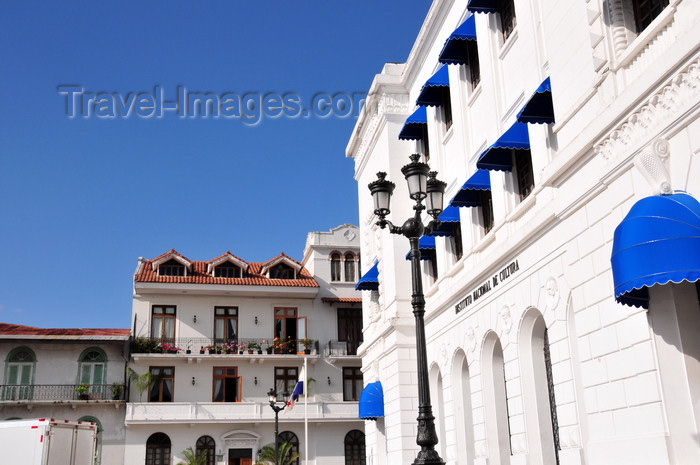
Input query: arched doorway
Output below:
<box><xmin>146</xmin><ymin>433</ymin><xmax>171</xmax><ymax>465</ymax></box>
<box><xmin>344</xmin><ymin>429</ymin><xmax>366</xmax><ymax>465</ymax></box>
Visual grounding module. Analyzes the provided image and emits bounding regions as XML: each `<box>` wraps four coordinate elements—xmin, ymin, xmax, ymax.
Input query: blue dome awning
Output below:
<box><xmin>398</xmin><ymin>107</ymin><xmax>428</xmax><ymax>141</ymax></box>
<box><xmin>439</xmin><ymin>16</ymin><xmax>477</xmax><ymax>65</ymax></box>
<box><xmin>427</xmin><ymin>206</ymin><xmax>461</xmax><ymax>237</ymax></box>
<box><xmin>359</xmin><ymin>381</ymin><xmax>384</xmax><ymax>420</ymax></box>
<box><xmin>416</xmin><ymin>65</ymin><xmax>450</xmax><ymax>107</ymax></box>
<box><xmin>450</xmin><ymin>169</ymin><xmax>491</xmax><ymax>207</ymax></box>
<box><xmin>467</xmin><ymin>0</ymin><xmax>498</xmax><ymax>13</ymax></box>
<box><xmin>611</xmin><ymin>193</ymin><xmax>700</xmax><ymax>308</ymax></box>
<box><xmin>355</xmin><ymin>262</ymin><xmax>379</xmax><ymax>291</ymax></box>
<box><xmin>517</xmin><ymin>77</ymin><xmax>555</xmax><ymax>124</ymax></box>
<box><xmin>476</xmin><ymin>122</ymin><xmax>530</xmax><ymax>172</ymax></box>
<box><xmin>405</xmin><ymin>235</ymin><xmax>436</xmax><ymax>260</ymax></box>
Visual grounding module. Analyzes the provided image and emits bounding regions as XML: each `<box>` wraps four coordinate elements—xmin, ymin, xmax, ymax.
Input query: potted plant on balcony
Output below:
<box><xmin>76</xmin><ymin>383</ymin><xmax>89</xmax><ymax>400</ymax></box>
<box><xmin>247</xmin><ymin>341</ymin><xmax>260</xmax><ymax>354</ymax></box>
<box><xmin>300</xmin><ymin>338</ymin><xmax>314</xmax><ymax>354</ymax></box>
<box><xmin>111</xmin><ymin>383</ymin><xmax>123</xmax><ymax>400</ymax></box>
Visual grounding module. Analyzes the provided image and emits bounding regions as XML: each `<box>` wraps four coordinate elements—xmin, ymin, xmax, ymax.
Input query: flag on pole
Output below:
<box><xmin>286</xmin><ymin>365</ymin><xmax>305</xmax><ymax>411</ymax></box>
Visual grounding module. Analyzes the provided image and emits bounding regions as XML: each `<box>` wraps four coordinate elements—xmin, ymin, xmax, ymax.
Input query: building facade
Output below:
<box><xmin>347</xmin><ymin>1</ymin><xmax>700</xmax><ymax>464</ymax></box>
<box><xmin>125</xmin><ymin>224</ymin><xmax>366</xmax><ymax>465</ymax></box>
<box><xmin>0</xmin><ymin>323</ymin><xmax>130</xmax><ymax>465</ymax></box>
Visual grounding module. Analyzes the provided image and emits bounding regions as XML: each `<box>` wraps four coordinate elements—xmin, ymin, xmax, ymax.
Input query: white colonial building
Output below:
<box><xmin>347</xmin><ymin>1</ymin><xmax>700</xmax><ymax>465</ymax></box>
<box><xmin>125</xmin><ymin>224</ymin><xmax>366</xmax><ymax>465</ymax></box>
<box><xmin>0</xmin><ymin>323</ymin><xmax>130</xmax><ymax>465</ymax></box>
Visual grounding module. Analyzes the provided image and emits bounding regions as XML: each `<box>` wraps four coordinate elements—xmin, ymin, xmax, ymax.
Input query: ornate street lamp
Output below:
<box><xmin>368</xmin><ymin>154</ymin><xmax>446</xmax><ymax>465</ymax></box>
<box><xmin>267</xmin><ymin>388</ymin><xmax>290</xmax><ymax>465</ymax></box>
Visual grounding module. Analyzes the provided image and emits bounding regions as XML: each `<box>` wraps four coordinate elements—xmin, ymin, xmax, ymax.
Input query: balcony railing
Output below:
<box><xmin>0</xmin><ymin>384</ymin><xmax>126</xmax><ymax>402</ymax></box>
<box><xmin>324</xmin><ymin>340</ymin><xmax>361</xmax><ymax>357</ymax></box>
<box><xmin>125</xmin><ymin>400</ymin><xmax>360</xmax><ymax>424</ymax></box>
<box><xmin>132</xmin><ymin>337</ymin><xmax>319</xmax><ymax>355</ymax></box>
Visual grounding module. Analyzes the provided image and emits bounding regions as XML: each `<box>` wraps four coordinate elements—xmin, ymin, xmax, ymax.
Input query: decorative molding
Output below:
<box><xmin>499</xmin><ymin>305</ymin><xmax>514</xmax><ymax>335</ymax></box>
<box><xmin>354</xmin><ymin>93</ymin><xmax>410</xmax><ymax>169</ymax></box>
<box><xmin>540</xmin><ymin>276</ymin><xmax>561</xmax><ymax>321</ymax></box>
<box><xmin>634</xmin><ymin>138</ymin><xmax>672</xmax><ymax>194</ymax></box>
<box><xmin>595</xmin><ymin>58</ymin><xmax>700</xmax><ymax>163</ymax></box>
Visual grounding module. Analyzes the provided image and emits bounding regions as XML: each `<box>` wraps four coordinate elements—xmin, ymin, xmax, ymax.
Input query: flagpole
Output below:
<box><xmin>304</xmin><ymin>356</ymin><xmax>308</xmax><ymax>465</ymax></box>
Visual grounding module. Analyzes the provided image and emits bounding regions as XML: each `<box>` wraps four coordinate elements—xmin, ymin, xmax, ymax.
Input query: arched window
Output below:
<box><xmin>278</xmin><ymin>431</ymin><xmax>299</xmax><ymax>465</ymax></box>
<box><xmin>196</xmin><ymin>436</ymin><xmax>215</xmax><ymax>465</ymax></box>
<box><xmin>78</xmin><ymin>416</ymin><xmax>102</xmax><ymax>465</ymax></box>
<box><xmin>344</xmin><ymin>430</ymin><xmax>366</xmax><ymax>465</ymax></box>
<box><xmin>344</xmin><ymin>253</ymin><xmax>356</xmax><ymax>282</ymax></box>
<box><xmin>330</xmin><ymin>253</ymin><xmax>342</xmax><ymax>281</ymax></box>
<box><xmin>482</xmin><ymin>333</ymin><xmax>510</xmax><ymax>465</ymax></box>
<box><xmin>146</xmin><ymin>433</ymin><xmax>171</xmax><ymax>465</ymax></box>
<box><xmin>78</xmin><ymin>348</ymin><xmax>107</xmax><ymax>397</ymax></box>
<box><xmin>4</xmin><ymin>347</ymin><xmax>36</xmax><ymax>400</ymax></box>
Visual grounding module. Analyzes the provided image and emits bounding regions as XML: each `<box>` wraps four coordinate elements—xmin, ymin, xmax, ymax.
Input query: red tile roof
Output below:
<box><xmin>0</xmin><ymin>323</ymin><xmax>130</xmax><ymax>337</ymax></box>
<box><xmin>135</xmin><ymin>250</ymin><xmax>319</xmax><ymax>287</ymax></box>
<box><xmin>321</xmin><ymin>297</ymin><xmax>363</xmax><ymax>303</ymax></box>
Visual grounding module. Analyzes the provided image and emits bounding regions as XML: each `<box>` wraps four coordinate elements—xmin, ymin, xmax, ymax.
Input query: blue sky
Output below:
<box><xmin>0</xmin><ymin>1</ymin><xmax>431</xmax><ymax>329</ymax></box>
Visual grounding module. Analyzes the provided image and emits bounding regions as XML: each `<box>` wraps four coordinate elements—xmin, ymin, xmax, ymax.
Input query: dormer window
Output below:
<box><xmin>269</xmin><ymin>263</ymin><xmax>295</xmax><ymax>279</ymax></box>
<box><xmin>158</xmin><ymin>259</ymin><xmax>185</xmax><ymax>277</ymax></box>
<box><xmin>214</xmin><ymin>261</ymin><xmax>242</xmax><ymax>278</ymax></box>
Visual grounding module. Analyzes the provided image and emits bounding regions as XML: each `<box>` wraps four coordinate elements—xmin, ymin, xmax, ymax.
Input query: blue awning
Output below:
<box><xmin>359</xmin><ymin>381</ymin><xmax>384</xmax><ymax>420</ymax></box>
<box><xmin>405</xmin><ymin>236</ymin><xmax>436</xmax><ymax>260</ymax></box>
<box><xmin>398</xmin><ymin>107</ymin><xmax>428</xmax><ymax>141</ymax></box>
<box><xmin>427</xmin><ymin>206</ymin><xmax>461</xmax><ymax>237</ymax></box>
<box><xmin>467</xmin><ymin>0</ymin><xmax>498</xmax><ymax>13</ymax></box>
<box><xmin>355</xmin><ymin>262</ymin><xmax>379</xmax><ymax>291</ymax></box>
<box><xmin>476</xmin><ymin>122</ymin><xmax>530</xmax><ymax>172</ymax></box>
<box><xmin>450</xmin><ymin>169</ymin><xmax>491</xmax><ymax>207</ymax></box>
<box><xmin>416</xmin><ymin>65</ymin><xmax>450</xmax><ymax>107</ymax></box>
<box><xmin>517</xmin><ymin>77</ymin><xmax>555</xmax><ymax>124</ymax></box>
<box><xmin>611</xmin><ymin>193</ymin><xmax>700</xmax><ymax>309</ymax></box>
<box><xmin>439</xmin><ymin>16</ymin><xmax>477</xmax><ymax>65</ymax></box>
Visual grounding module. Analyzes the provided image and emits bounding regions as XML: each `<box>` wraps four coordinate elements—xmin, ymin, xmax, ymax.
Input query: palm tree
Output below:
<box><xmin>181</xmin><ymin>447</ymin><xmax>208</xmax><ymax>465</ymax></box>
<box><xmin>255</xmin><ymin>441</ymin><xmax>300</xmax><ymax>465</ymax></box>
<box><xmin>127</xmin><ymin>367</ymin><xmax>155</xmax><ymax>402</ymax></box>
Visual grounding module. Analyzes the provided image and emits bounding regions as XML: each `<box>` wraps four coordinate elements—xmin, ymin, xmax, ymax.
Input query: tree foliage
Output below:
<box><xmin>255</xmin><ymin>441</ymin><xmax>300</xmax><ymax>465</ymax></box>
<box><xmin>181</xmin><ymin>447</ymin><xmax>208</xmax><ymax>465</ymax></box>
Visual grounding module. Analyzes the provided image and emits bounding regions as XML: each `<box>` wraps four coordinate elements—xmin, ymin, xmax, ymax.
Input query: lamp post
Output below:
<box><xmin>368</xmin><ymin>153</ymin><xmax>446</xmax><ymax>465</ymax></box>
<box><xmin>267</xmin><ymin>388</ymin><xmax>290</xmax><ymax>465</ymax></box>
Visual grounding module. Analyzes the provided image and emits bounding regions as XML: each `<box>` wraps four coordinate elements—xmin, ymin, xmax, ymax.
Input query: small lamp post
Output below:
<box><xmin>368</xmin><ymin>154</ymin><xmax>446</xmax><ymax>465</ymax></box>
<box><xmin>267</xmin><ymin>388</ymin><xmax>290</xmax><ymax>465</ymax></box>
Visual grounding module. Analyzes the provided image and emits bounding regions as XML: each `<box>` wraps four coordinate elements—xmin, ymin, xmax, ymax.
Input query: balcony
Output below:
<box><xmin>323</xmin><ymin>340</ymin><xmax>362</xmax><ymax>363</ymax></box>
<box><xmin>124</xmin><ymin>400</ymin><xmax>360</xmax><ymax>425</ymax></box>
<box><xmin>132</xmin><ymin>337</ymin><xmax>319</xmax><ymax>356</ymax></box>
<box><xmin>0</xmin><ymin>384</ymin><xmax>127</xmax><ymax>403</ymax></box>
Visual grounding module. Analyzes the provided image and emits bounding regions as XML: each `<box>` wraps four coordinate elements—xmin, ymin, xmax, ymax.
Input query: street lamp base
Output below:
<box><xmin>412</xmin><ymin>450</ymin><xmax>445</xmax><ymax>465</ymax></box>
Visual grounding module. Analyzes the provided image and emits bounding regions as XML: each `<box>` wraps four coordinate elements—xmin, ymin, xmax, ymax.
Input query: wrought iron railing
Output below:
<box><xmin>0</xmin><ymin>384</ymin><xmax>126</xmax><ymax>402</ymax></box>
<box><xmin>131</xmin><ymin>337</ymin><xmax>318</xmax><ymax>355</ymax></box>
<box><xmin>324</xmin><ymin>340</ymin><xmax>361</xmax><ymax>356</ymax></box>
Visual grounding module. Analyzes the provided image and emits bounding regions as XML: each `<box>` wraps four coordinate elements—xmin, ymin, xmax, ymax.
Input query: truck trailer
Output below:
<box><xmin>0</xmin><ymin>419</ymin><xmax>97</xmax><ymax>465</ymax></box>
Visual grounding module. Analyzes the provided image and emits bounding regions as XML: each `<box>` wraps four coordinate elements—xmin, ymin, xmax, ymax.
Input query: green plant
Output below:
<box><xmin>181</xmin><ymin>447</ymin><xmax>208</xmax><ymax>465</ymax></box>
<box><xmin>255</xmin><ymin>441</ymin><xmax>300</xmax><ymax>465</ymax></box>
<box><xmin>247</xmin><ymin>341</ymin><xmax>260</xmax><ymax>350</ymax></box>
<box><xmin>111</xmin><ymin>383</ymin><xmax>123</xmax><ymax>400</ymax></box>
<box><xmin>75</xmin><ymin>383</ymin><xmax>88</xmax><ymax>394</ymax></box>
<box><xmin>127</xmin><ymin>367</ymin><xmax>156</xmax><ymax>402</ymax></box>
<box><xmin>132</xmin><ymin>336</ymin><xmax>160</xmax><ymax>354</ymax></box>
<box><xmin>300</xmin><ymin>338</ymin><xmax>314</xmax><ymax>349</ymax></box>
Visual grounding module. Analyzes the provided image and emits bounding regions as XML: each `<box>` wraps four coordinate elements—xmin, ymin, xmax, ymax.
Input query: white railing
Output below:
<box><xmin>125</xmin><ymin>401</ymin><xmax>359</xmax><ymax>423</ymax></box>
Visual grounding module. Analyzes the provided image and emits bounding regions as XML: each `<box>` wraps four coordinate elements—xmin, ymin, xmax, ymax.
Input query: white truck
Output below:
<box><xmin>0</xmin><ymin>419</ymin><xmax>97</xmax><ymax>465</ymax></box>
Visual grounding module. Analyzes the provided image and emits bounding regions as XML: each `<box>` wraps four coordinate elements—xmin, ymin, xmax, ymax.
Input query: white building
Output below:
<box><xmin>125</xmin><ymin>224</ymin><xmax>366</xmax><ymax>465</ymax></box>
<box><xmin>347</xmin><ymin>1</ymin><xmax>700</xmax><ymax>464</ymax></box>
<box><xmin>0</xmin><ymin>323</ymin><xmax>130</xmax><ymax>465</ymax></box>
